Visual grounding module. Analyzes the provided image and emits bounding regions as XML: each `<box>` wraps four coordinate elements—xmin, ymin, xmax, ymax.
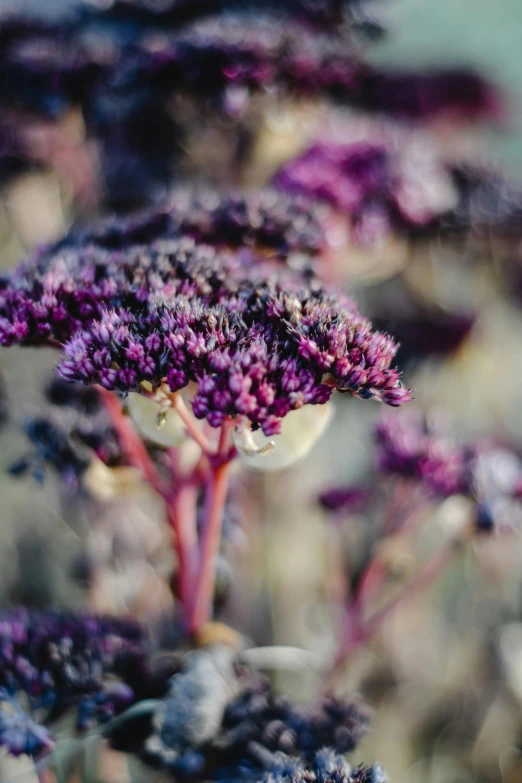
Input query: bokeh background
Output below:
<box><xmin>2</xmin><ymin>2</ymin><xmax>522</xmax><ymax>783</ymax></box>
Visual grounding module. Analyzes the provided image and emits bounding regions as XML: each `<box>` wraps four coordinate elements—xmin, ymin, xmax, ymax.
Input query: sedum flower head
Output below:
<box><xmin>57</xmin><ymin>273</ymin><xmax>411</xmax><ymax>435</ymax></box>
<box><xmin>9</xmin><ymin>378</ymin><xmax>122</xmax><ymax>488</ymax></box>
<box><xmin>375</xmin><ymin>412</ymin><xmax>522</xmax><ymax>534</ymax></box>
<box><xmin>0</xmin><ymin>11</ymin><xmax>501</xmax><ymax>126</ymax></box>
<box><xmin>0</xmin><ymin>188</ymin><xmax>328</xmax><ymax>348</ymax></box>
<box><xmin>274</xmin><ymin>137</ymin><xmax>459</xmax><ymax>243</ymax></box>
<box><xmin>144</xmin><ymin>661</ymin><xmax>372</xmax><ymax>780</ymax></box>
<box><xmin>375</xmin><ymin>411</ymin><xmax>468</xmax><ymax>497</ymax></box>
<box><xmin>0</xmin><ymin>607</ymin><xmax>144</xmax><ymax>740</ymax></box>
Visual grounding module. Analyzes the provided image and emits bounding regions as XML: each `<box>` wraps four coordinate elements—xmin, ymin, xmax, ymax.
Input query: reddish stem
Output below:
<box><xmin>189</xmin><ymin>419</ymin><xmax>235</xmax><ymax>634</ymax></box>
<box><xmin>97</xmin><ymin>386</ymin><xmax>169</xmax><ymax>498</ymax></box>
<box><xmin>167</xmin><ymin>482</ymin><xmax>199</xmax><ymax>623</ymax></box>
<box><xmin>364</xmin><ymin>540</ymin><xmax>457</xmax><ymax>637</ymax></box>
<box><xmin>173</xmin><ymin>394</ymin><xmax>215</xmax><ymax>456</ymax></box>
<box><xmin>329</xmin><ymin>539</ymin><xmax>458</xmax><ymax>681</ymax></box>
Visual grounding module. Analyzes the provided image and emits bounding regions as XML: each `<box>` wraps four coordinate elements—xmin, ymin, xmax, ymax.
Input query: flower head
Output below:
<box><xmin>274</xmin><ymin>137</ymin><xmax>459</xmax><ymax>243</ymax></box>
<box><xmin>0</xmin><ymin>608</ymin><xmax>144</xmax><ymax>738</ymax></box>
<box><xmin>9</xmin><ymin>379</ymin><xmax>122</xmax><ymax>488</ymax></box>
<box><xmin>57</xmin><ymin>272</ymin><xmax>410</xmax><ymax>434</ymax></box>
<box><xmin>0</xmin><ymin>188</ymin><xmax>329</xmax><ymax>348</ymax></box>
<box><xmin>375</xmin><ymin>412</ymin><xmax>468</xmax><ymax>497</ymax></box>
<box><xmin>376</xmin><ymin>412</ymin><xmax>522</xmax><ymax>534</ymax></box>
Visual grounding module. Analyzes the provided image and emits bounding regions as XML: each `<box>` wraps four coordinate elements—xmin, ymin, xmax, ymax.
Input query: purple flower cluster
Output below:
<box><xmin>0</xmin><ymin>11</ymin><xmax>500</xmax><ymax>127</ymax></box>
<box><xmin>274</xmin><ymin>138</ymin><xmax>459</xmax><ymax>243</ymax></box>
<box><xmin>57</xmin><ymin>275</ymin><xmax>411</xmax><ymax>434</ymax></box>
<box><xmin>78</xmin><ymin>0</ymin><xmax>387</xmax><ymax>37</ymax></box>
<box><xmin>9</xmin><ymin>379</ymin><xmax>122</xmax><ymax>489</ymax></box>
<box><xmin>0</xmin><ymin>608</ymin><xmax>145</xmax><ymax>748</ymax></box>
<box><xmin>209</xmin><ymin>684</ymin><xmax>373</xmax><ymax>782</ymax></box>
<box><xmin>219</xmin><ymin>683</ymin><xmax>370</xmax><ymax>760</ymax></box>
<box><xmin>0</xmin><ymin>238</ymin><xmax>240</xmax><ymax>347</ymax></box>
<box><xmin>144</xmin><ymin>669</ymin><xmax>373</xmax><ymax>781</ymax></box>
<box><xmin>375</xmin><ymin>412</ymin><xmax>522</xmax><ymax>533</ymax></box>
<box><xmin>60</xmin><ymin>188</ymin><xmax>327</xmax><ymax>264</ymax></box>
<box><xmin>0</xmin><ymin>188</ymin><xmax>330</xmax><ymax>347</ymax></box>
<box><xmin>103</xmin><ymin>17</ymin><xmax>500</xmax><ymax>123</ymax></box>
<box><xmin>375</xmin><ymin>412</ymin><xmax>470</xmax><ymax>497</ymax></box>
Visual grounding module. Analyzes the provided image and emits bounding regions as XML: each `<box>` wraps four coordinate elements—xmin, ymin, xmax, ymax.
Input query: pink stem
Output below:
<box><xmin>97</xmin><ymin>386</ymin><xmax>170</xmax><ymax>498</ymax></box>
<box><xmin>329</xmin><ymin>539</ymin><xmax>458</xmax><ymax>680</ymax></box>
<box><xmin>189</xmin><ymin>419</ymin><xmax>235</xmax><ymax>634</ymax></box>
<box><xmin>173</xmin><ymin>394</ymin><xmax>216</xmax><ymax>456</ymax></box>
<box><xmin>98</xmin><ymin>386</ymin><xmax>201</xmax><ymax>625</ymax></box>
<box><xmin>364</xmin><ymin>540</ymin><xmax>457</xmax><ymax>637</ymax></box>
<box><xmin>167</xmin><ymin>482</ymin><xmax>199</xmax><ymax>624</ymax></box>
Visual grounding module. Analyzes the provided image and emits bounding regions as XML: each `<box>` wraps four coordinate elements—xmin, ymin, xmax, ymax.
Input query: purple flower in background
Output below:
<box><xmin>0</xmin><ymin>608</ymin><xmax>144</xmax><ymax>740</ymax></box>
<box><xmin>375</xmin><ymin>412</ymin><xmax>468</xmax><ymax>496</ymax></box>
<box><xmin>59</xmin><ymin>188</ymin><xmax>328</xmax><ymax>263</ymax></box>
<box><xmin>79</xmin><ymin>0</ymin><xmax>387</xmax><ymax>37</ymax></box>
<box><xmin>318</xmin><ymin>486</ymin><xmax>371</xmax><ymax>514</ymax></box>
<box><xmin>0</xmin><ymin>12</ymin><xmax>501</xmax><ymax>127</ymax></box>
<box><xmin>9</xmin><ymin>379</ymin><xmax>122</xmax><ymax>488</ymax></box>
<box><xmin>274</xmin><ymin>138</ymin><xmax>459</xmax><ymax>243</ymax></box>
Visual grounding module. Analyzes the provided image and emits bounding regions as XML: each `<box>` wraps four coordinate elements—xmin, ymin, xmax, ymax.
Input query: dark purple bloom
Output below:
<box><xmin>79</xmin><ymin>0</ymin><xmax>387</xmax><ymax>37</ymax></box>
<box><xmin>274</xmin><ymin>138</ymin><xmax>459</xmax><ymax>243</ymax></box>
<box><xmin>375</xmin><ymin>412</ymin><xmax>522</xmax><ymax>534</ymax></box>
<box><xmin>0</xmin><ymin>608</ymin><xmax>145</xmax><ymax>738</ymax></box>
<box><xmin>9</xmin><ymin>379</ymin><xmax>122</xmax><ymax>489</ymax></box>
<box><xmin>60</xmin><ymin>188</ymin><xmax>327</xmax><ymax>263</ymax></box>
<box><xmin>375</xmin><ymin>412</ymin><xmax>468</xmax><ymax>497</ymax></box>
<box><xmin>0</xmin><ymin>12</ymin><xmax>501</xmax><ymax>126</ymax></box>
<box><xmin>57</xmin><ymin>274</ymin><xmax>410</xmax><ymax>434</ymax></box>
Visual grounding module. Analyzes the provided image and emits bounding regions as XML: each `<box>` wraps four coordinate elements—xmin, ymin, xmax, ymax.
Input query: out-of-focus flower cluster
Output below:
<box><xmin>0</xmin><ymin>607</ymin><xmax>145</xmax><ymax>755</ymax></box>
<box><xmin>321</xmin><ymin>411</ymin><xmax>522</xmax><ymax>535</ymax></box>
<box><xmin>9</xmin><ymin>379</ymin><xmax>122</xmax><ymax>489</ymax></box>
<box><xmin>274</xmin><ymin>137</ymin><xmax>459</xmax><ymax>244</ymax></box>
<box><xmin>77</xmin><ymin>0</ymin><xmax>387</xmax><ymax>37</ymax></box>
<box><xmin>0</xmin><ymin>2</ymin><xmax>504</xmax><ymax>213</ymax></box>
<box><xmin>0</xmin><ymin>12</ymin><xmax>499</xmax><ymax>124</ymax></box>
<box><xmin>139</xmin><ymin>645</ymin><xmax>381</xmax><ymax>782</ymax></box>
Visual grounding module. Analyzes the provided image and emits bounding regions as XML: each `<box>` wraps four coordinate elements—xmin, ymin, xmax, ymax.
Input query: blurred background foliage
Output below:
<box><xmin>1</xmin><ymin>2</ymin><xmax>522</xmax><ymax>783</ymax></box>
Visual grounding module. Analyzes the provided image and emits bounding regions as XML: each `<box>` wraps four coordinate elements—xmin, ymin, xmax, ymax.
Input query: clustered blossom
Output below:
<box><xmin>92</xmin><ymin>17</ymin><xmax>500</xmax><ymax>123</ymax></box>
<box><xmin>144</xmin><ymin>663</ymin><xmax>376</xmax><ymax>782</ymax></box>
<box><xmin>375</xmin><ymin>412</ymin><xmax>469</xmax><ymax>496</ymax></box>
<box><xmin>58</xmin><ymin>188</ymin><xmax>328</xmax><ymax>265</ymax></box>
<box><xmin>57</xmin><ymin>273</ymin><xmax>411</xmax><ymax>435</ymax></box>
<box><xmin>376</xmin><ymin>413</ymin><xmax>522</xmax><ymax>533</ymax></box>
<box><xmin>0</xmin><ymin>187</ymin><xmax>331</xmax><ymax>347</ymax></box>
<box><xmin>77</xmin><ymin>0</ymin><xmax>387</xmax><ymax>36</ymax></box>
<box><xmin>320</xmin><ymin>414</ymin><xmax>522</xmax><ymax>535</ymax></box>
<box><xmin>9</xmin><ymin>379</ymin><xmax>122</xmax><ymax>488</ymax></box>
<box><xmin>0</xmin><ymin>238</ymin><xmax>242</xmax><ymax>347</ymax></box>
<box><xmin>0</xmin><ymin>13</ymin><xmax>501</xmax><ymax>126</ymax></box>
<box><xmin>274</xmin><ymin>138</ymin><xmax>460</xmax><ymax>243</ymax></box>
<box><xmin>0</xmin><ymin>608</ymin><xmax>145</xmax><ymax>748</ymax></box>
